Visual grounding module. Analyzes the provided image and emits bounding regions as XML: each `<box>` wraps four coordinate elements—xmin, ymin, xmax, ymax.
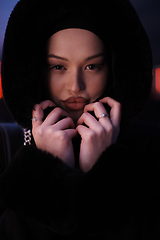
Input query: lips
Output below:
<box><xmin>63</xmin><ymin>97</ymin><xmax>89</xmax><ymax>110</ymax></box>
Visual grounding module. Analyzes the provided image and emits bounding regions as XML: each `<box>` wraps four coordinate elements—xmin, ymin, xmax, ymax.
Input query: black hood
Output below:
<box><xmin>1</xmin><ymin>0</ymin><xmax>152</xmax><ymax>129</ymax></box>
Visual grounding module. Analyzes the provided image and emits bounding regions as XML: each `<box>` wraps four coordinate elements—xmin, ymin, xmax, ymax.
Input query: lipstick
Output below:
<box><xmin>63</xmin><ymin>97</ymin><xmax>89</xmax><ymax>110</ymax></box>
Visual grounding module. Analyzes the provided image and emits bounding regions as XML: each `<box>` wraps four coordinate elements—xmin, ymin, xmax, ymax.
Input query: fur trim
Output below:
<box><xmin>0</xmin><ymin>144</ymin><xmax>142</xmax><ymax>235</ymax></box>
<box><xmin>1</xmin><ymin>0</ymin><xmax>152</xmax><ymax>129</ymax></box>
<box><xmin>0</xmin><ymin>145</ymin><xmax>81</xmax><ymax>234</ymax></box>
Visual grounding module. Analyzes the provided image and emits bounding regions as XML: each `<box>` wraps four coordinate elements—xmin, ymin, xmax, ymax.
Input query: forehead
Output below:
<box><xmin>47</xmin><ymin>28</ymin><xmax>105</xmax><ymax>59</ymax></box>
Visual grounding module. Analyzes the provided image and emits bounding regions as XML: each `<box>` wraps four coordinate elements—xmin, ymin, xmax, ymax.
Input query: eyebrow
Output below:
<box><xmin>85</xmin><ymin>53</ymin><xmax>105</xmax><ymax>61</ymax></box>
<box><xmin>47</xmin><ymin>54</ymin><xmax>68</xmax><ymax>61</ymax></box>
<box><xmin>47</xmin><ymin>53</ymin><xmax>105</xmax><ymax>62</ymax></box>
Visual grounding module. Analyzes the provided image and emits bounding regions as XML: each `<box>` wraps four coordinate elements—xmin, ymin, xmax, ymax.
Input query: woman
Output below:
<box><xmin>0</xmin><ymin>0</ymin><xmax>158</xmax><ymax>239</ymax></box>
<box><xmin>32</xmin><ymin>28</ymin><xmax>121</xmax><ymax>172</ymax></box>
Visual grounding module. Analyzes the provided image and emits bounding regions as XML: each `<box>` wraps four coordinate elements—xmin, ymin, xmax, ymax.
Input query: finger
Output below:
<box><xmin>99</xmin><ymin>97</ymin><xmax>120</xmax><ymax>108</ymax></box>
<box><xmin>83</xmin><ymin>102</ymin><xmax>112</xmax><ymax>129</ymax></box>
<box><xmin>32</xmin><ymin>100</ymin><xmax>55</xmax><ymax>129</ymax></box>
<box><xmin>63</xmin><ymin>129</ymin><xmax>78</xmax><ymax>139</ymax></box>
<box><xmin>43</xmin><ymin>107</ymin><xmax>69</xmax><ymax>126</ymax></box>
<box><xmin>84</xmin><ymin>102</ymin><xmax>108</xmax><ymax>120</ymax></box>
<box><xmin>54</xmin><ymin>117</ymin><xmax>75</xmax><ymax>130</ymax></box>
<box><xmin>76</xmin><ymin>124</ymin><xmax>90</xmax><ymax>137</ymax></box>
<box><xmin>77</xmin><ymin>112</ymin><xmax>99</xmax><ymax>129</ymax></box>
<box><xmin>99</xmin><ymin>97</ymin><xmax>121</xmax><ymax>127</ymax></box>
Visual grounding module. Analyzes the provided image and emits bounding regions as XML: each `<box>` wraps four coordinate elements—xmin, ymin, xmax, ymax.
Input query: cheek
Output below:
<box><xmin>47</xmin><ymin>74</ymin><xmax>63</xmax><ymax>98</ymax></box>
<box><xmin>88</xmin><ymin>72</ymin><xmax>108</xmax><ymax>98</ymax></box>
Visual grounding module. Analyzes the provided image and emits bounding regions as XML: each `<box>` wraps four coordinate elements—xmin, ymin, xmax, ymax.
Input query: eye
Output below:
<box><xmin>49</xmin><ymin>65</ymin><xmax>66</xmax><ymax>70</ymax></box>
<box><xmin>85</xmin><ymin>64</ymin><xmax>100</xmax><ymax>70</ymax></box>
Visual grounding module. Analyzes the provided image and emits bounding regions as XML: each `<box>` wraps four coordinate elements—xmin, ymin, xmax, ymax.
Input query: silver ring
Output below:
<box><xmin>98</xmin><ymin>113</ymin><xmax>109</xmax><ymax>119</ymax></box>
<box><xmin>32</xmin><ymin>117</ymin><xmax>43</xmax><ymax>122</ymax></box>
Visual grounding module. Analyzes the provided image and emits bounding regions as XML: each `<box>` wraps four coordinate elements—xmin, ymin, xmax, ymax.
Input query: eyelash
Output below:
<box><xmin>85</xmin><ymin>64</ymin><xmax>101</xmax><ymax>70</ymax></box>
<box><xmin>49</xmin><ymin>65</ymin><xmax>66</xmax><ymax>70</ymax></box>
<box><xmin>48</xmin><ymin>64</ymin><xmax>102</xmax><ymax>71</ymax></box>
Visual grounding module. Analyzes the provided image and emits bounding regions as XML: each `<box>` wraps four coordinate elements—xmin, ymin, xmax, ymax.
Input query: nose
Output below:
<box><xmin>66</xmin><ymin>68</ymin><xmax>85</xmax><ymax>93</ymax></box>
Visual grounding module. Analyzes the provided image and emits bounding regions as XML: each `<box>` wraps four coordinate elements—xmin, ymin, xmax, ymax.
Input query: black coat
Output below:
<box><xmin>0</xmin><ymin>121</ymin><xmax>160</xmax><ymax>239</ymax></box>
<box><xmin>0</xmin><ymin>0</ymin><xmax>155</xmax><ymax>239</ymax></box>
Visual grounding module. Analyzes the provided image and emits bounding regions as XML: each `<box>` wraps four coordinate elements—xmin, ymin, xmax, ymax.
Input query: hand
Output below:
<box><xmin>32</xmin><ymin>100</ymin><xmax>77</xmax><ymax>168</ymax></box>
<box><xmin>76</xmin><ymin>97</ymin><xmax>121</xmax><ymax>172</ymax></box>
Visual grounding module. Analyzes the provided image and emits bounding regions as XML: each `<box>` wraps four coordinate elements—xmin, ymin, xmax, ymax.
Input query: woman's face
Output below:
<box><xmin>47</xmin><ymin>28</ymin><xmax>109</xmax><ymax>121</ymax></box>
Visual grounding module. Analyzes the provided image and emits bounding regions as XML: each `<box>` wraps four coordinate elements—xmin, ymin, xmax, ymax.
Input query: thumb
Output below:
<box><xmin>64</xmin><ymin>129</ymin><xmax>78</xmax><ymax>139</ymax></box>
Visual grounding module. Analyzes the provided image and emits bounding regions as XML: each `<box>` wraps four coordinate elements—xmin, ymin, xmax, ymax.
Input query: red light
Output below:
<box><xmin>0</xmin><ymin>61</ymin><xmax>2</xmax><ymax>99</ymax></box>
<box><xmin>155</xmin><ymin>67</ymin><xmax>160</xmax><ymax>93</ymax></box>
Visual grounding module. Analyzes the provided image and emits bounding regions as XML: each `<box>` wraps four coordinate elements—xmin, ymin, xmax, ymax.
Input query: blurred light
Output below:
<box><xmin>155</xmin><ymin>67</ymin><xmax>160</xmax><ymax>93</ymax></box>
<box><xmin>151</xmin><ymin>65</ymin><xmax>160</xmax><ymax>100</ymax></box>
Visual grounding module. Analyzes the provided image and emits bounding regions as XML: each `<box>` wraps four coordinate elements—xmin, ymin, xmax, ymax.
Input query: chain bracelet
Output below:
<box><xmin>23</xmin><ymin>129</ymin><xmax>31</xmax><ymax>145</ymax></box>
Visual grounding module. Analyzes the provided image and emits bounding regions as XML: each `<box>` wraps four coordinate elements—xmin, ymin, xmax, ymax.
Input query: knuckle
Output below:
<box><xmin>83</xmin><ymin>112</ymin><xmax>89</xmax><ymax>118</ymax></box>
<box><xmin>94</xmin><ymin>102</ymin><xmax>101</xmax><ymax>108</ymax></box>
<box><xmin>54</xmin><ymin>107</ymin><xmax>63</xmax><ymax>115</ymax></box>
<box><xmin>55</xmin><ymin>130</ymin><xmax>65</xmax><ymax>138</ymax></box>
<box><xmin>98</xmin><ymin>125</ymin><xmax>105</xmax><ymax>136</ymax></box>
<box><xmin>107</xmin><ymin>124</ymin><xmax>113</xmax><ymax>134</ymax></box>
<box><xmin>65</xmin><ymin>117</ymin><xmax>73</xmax><ymax>123</ymax></box>
<box><xmin>115</xmin><ymin>101</ymin><xmax>121</xmax><ymax>110</ymax></box>
<box><xmin>36</xmin><ymin>126</ymin><xmax>53</xmax><ymax>139</ymax></box>
<box><xmin>57</xmin><ymin>131</ymin><xmax>68</xmax><ymax>143</ymax></box>
<box><xmin>85</xmin><ymin>130</ymin><xmax>95</xmax><ymax>141</ymax></box>
<box><xmin>81</xmin><ymin>112</ymin><xmax>89</xmax><ymax>119</ymax></box>
<box><xmin>46</xmin><ymin>127</ymin><xmax>54</xmax><ymax>137</ymax></box>
<box><xmin>66</xmin><ymin>117</ymin><xmax>75</xmax><ymax>126</ymax></box>
<box><xmin>34</xmin><ymin>126</ymin><xmax>44</xmax><ymax>138</ymax></box>
<box><xmin>83</xmin><ymin>105</ymin><xmax>88</xmax><ymax>112</ymax></box>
